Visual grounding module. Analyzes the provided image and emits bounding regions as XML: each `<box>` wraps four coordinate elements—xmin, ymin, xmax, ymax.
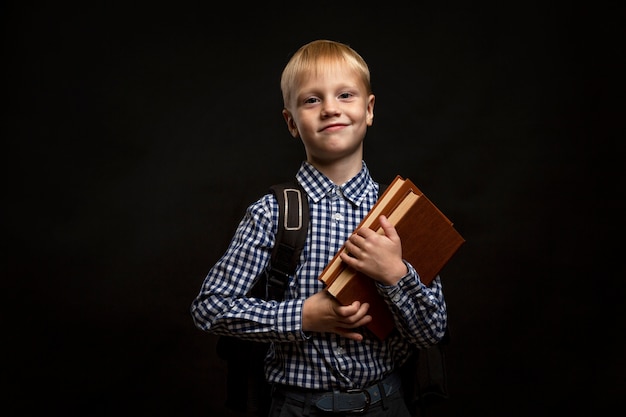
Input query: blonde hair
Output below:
<box><xmin>280</xmin><ymin>40</ymin><xmax>372</xmax><ymax>109</ymax></box>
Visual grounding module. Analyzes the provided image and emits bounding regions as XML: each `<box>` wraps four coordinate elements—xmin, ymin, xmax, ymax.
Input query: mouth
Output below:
<box><xmin>320</xmin><ymin>123</ymin><xmax>347</xmax><ymax>132</ymax></box>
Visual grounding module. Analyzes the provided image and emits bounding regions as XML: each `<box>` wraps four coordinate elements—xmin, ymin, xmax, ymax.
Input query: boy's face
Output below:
<box><xmin>282</xmin><ymin>66</ymin><xmax>375</xmax><ymax>166</ymax></box>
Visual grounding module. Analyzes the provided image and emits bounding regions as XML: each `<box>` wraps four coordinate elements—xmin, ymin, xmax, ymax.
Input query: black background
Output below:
<box><xmin>5</xmin><ymin>2</ymin><xmax>624</xmax><ymax>416</ymax></box>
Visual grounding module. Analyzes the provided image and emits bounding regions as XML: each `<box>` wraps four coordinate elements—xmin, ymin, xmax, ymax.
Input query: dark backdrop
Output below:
<box><xmin>5</xmin><ymin>2</ymin><xmax>624</xmax><ymax>416</ymax></box>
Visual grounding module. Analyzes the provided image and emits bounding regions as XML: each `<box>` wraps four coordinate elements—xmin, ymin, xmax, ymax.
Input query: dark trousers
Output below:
<box><xmin>268</xmin><ymin>384</ymin><xmax>412</xmax><ymax>417</ymax></box>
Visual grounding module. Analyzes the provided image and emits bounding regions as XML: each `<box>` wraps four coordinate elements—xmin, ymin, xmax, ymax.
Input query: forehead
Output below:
<box><xmin>295</xmin><ymin>64</ymin><xmax>366</xmax><ymax>92</ymax></box>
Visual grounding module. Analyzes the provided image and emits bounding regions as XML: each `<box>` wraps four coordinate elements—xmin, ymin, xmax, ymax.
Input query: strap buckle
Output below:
<box><xmin>344</xmin><ymin>388</ymin><xmax>371</xmax><ymax>414</ymax></box>
<box><xmin>282</xmin><ymin>188</ymin><xmax>304</xmax><ymax>231</ymax></box>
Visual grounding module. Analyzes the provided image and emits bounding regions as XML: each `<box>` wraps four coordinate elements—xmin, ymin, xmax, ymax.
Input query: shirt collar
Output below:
<box><xmin>295</xmin><ymin>161</ymin><xmax>374</xmax><ymax>207</ymax></box>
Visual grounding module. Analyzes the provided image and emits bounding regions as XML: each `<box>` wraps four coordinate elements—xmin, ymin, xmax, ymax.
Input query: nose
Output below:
<box><xmin>321</xmin><ymin>101</ymin><xmax>340</xmax><ymax>118</ymax></box>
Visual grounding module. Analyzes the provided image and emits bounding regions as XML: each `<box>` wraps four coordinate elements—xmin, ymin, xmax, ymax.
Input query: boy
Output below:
<box><xmin>191</xmin><ymin>39</ymin><xmax>447</xmax><ymax>417</ymax></box>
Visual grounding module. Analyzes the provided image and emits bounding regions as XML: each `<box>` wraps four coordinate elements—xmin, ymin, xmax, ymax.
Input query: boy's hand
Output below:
<box><xmin>339</xmin><ymin>215</ymin><xmax>408</xmax><ymax>285</ymax></box>
<box><xmin>302</xmin><ymin>290</ymin><xmax>372</xmax><ymax>341</ymax></box>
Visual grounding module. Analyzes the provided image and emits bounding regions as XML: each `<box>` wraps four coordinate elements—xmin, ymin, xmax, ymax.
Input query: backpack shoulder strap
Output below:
<box><xmin>265</xmin><ymin>179</ymin><xmax>309</xmax><ymax>301</ymax></box>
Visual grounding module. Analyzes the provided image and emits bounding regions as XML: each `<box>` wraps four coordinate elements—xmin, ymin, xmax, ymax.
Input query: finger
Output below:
<box><xmin>339</xmin><ymin>249</ymin><xmax>358</xmax><ymax>267</ymax></box>
<box><xmin>334</xmin><ymin>314</ymin><xmax>372</xmax><ymax>340</ymax></box>
<box><xmin>335</xmin><ymin>329</ymin><xmax>364</xmax><ymax>342</ymax></box>
<box><xmin>346</xmin><ymin>313</ymin><xmax>372</xmax><ymax>328</ymax></box>
<box><xmin>336</xmin><ymin>303</ymin><xmax>371</xmax><ymax>325</ymax></box>
<box><xmin>355</xmin><ymin>301</ymin><xmax>370</xmax><ymax>315</ymax></box>
<box><xmin>342</xmin><ymin>241</ymin><xmax>362</xmax><ymax>262</ymax></box>
<box><xmin>334</xmin><ymin>300</ymin><xmax>361</xmax><ymax>318</ymax></box>
<box><xmin>347</xmin><ymin>233</ymin><xmax>366</xmax><ymax>251</ymax></box>
<box><xmin>378</xmin><ymin>215</ymin><xmax>399</xmax><ymax>239</ymax></box>
<box><xmin>355</xmin><ymin>226</ymin><xmax>375</xmax><ymax>239</ymax></box>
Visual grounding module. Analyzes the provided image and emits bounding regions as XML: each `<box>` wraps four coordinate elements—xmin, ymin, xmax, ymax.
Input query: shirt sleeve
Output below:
<box><xmin>190</xmin><ymin>195</ymin><xmax>308</xmax><ymax>342</ymax></box>
<box><xmin>377</xmin><ymin>261</ymin><xmax>448</xmax><ymax>347</ymax></box>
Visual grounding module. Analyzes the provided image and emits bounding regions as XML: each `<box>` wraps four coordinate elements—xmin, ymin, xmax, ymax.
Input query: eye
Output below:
<box><xmin>338</xmin><ymin>92</ymin><xmax>353</xmax><ymax>100</ymax></box>
<box><xmin>303</xmin><ymin>96</ymin><xmax>320</xmax><ymax>104</ymax></box>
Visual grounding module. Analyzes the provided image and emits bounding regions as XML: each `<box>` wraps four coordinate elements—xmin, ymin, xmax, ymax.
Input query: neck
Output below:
<box><xmin>308</xmin><ymin>154</ymin><xmax>363</xmax><ymax>185</ymax></box>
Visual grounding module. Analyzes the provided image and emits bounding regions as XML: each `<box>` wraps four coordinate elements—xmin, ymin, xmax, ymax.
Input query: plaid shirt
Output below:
<box><xmin>191</xmin><ymin>161</ymin><xmax>447</xmax><ymax>390</ymax></box>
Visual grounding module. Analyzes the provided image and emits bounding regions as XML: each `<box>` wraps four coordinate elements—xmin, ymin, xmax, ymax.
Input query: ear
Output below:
<box><xmin>366</xmin><ymin>94</ymin><xmax>375</xmax><ymax>126</ymax></box>
<box><xmin>282</xmin><ymin>108</ymin><xmax>299</xmax><ymax>138</ymax></box>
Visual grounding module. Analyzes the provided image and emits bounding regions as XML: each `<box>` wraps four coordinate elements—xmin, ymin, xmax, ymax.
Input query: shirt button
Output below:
<box><xmin>333</xmin><ymin>213</ymin><xmax>344</xmax><ymax>221</ymax></box>
<box><xmin>287</xmin><ymin>333</ymin><xmax>296</xmax><ymax>341</ymax></box>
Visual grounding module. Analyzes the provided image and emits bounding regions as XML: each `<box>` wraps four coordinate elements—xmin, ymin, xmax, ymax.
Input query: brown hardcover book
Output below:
<box><xmin>318</xmin><ymin>175</ymin><xmax>465</xmax><ymax>340</ymax></box>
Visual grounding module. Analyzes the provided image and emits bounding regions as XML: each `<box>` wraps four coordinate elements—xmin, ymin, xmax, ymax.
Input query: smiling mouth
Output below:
<box><xmin>320</xmin><ymin>124</ymin><xmax>346</xmax><ymax>132</ymax></box>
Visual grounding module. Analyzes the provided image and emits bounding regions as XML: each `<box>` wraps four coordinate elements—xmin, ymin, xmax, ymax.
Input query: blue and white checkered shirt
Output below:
<box><xmin>191</xmin><ymin>161</ymin><xmax>447</xmax><ymax>390</ymax></box>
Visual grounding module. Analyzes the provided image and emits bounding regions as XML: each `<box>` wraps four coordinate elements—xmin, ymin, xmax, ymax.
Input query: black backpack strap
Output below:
<box><xmin>265</xmin><ymin>180</ymin><xmax>309</xmax><ymax>301</ymax></box>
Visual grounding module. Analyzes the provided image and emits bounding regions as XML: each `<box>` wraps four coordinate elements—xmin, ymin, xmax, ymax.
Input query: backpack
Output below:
<box><xmin>215</xmin><ymin>179</ymin><xmax>449</xmax><ymax>416</ymax></box>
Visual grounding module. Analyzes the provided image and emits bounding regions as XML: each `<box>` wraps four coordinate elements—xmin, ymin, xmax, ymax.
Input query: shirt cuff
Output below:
<box><xmin>275</xmin><ymin>299</ymin><xmax>308</xmax><ymax>342</ymax></box>
<box><xmin>377</xmin><ymin>261</ymin><xmax>422</xmax><ymax>303</ymax></box>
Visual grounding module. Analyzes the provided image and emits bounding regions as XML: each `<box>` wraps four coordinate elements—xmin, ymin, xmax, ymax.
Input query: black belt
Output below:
<box><xmin>275</xmin><ymin>372</ymin><xmax>402</xmax><ymax>413</ymax></box>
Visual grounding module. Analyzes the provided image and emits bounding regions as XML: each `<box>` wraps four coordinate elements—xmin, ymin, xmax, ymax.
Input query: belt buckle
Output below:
<box><xmin>345</xmin><ymin>388</ymin><xmax>371</xmax><ymax>414</ymax></box>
